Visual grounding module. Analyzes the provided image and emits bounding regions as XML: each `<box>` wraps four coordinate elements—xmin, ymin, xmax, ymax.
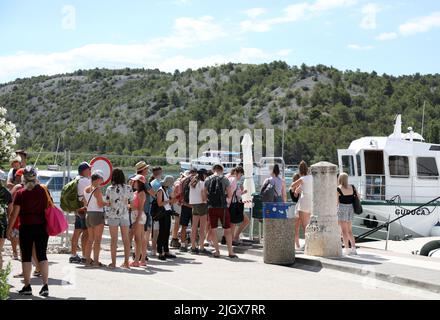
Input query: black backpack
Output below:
<box><xmin>207</xmin><ymin>176</ymin><xmax>225</xmax><ymax>208</ymax></box>
<box><xmin>261</xmin><ymin>179</ymin><xmax>279</xmax><ymax>202</ymax></box>
<box><xmin>181</xmin><ymin>177</ymin><xmax>191</xmax><ymax>204</ymax></box>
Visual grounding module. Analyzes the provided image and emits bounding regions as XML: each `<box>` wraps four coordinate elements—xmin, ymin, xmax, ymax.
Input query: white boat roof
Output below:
<box><xmin>37</xmin><ymin>170</ymin><xmax>77</xmax><ymax>177</ymax></box>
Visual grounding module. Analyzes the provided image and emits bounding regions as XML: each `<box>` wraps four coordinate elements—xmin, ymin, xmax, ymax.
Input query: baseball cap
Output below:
<box><xmin>130</xmin><ymin>174</ymin><xmax>146</xmax><ymax>184</ymax></box>
<box><xmin>78</xmin><ymin>162</ymin><xmax>91</xmax><ymax>174</ymax></box>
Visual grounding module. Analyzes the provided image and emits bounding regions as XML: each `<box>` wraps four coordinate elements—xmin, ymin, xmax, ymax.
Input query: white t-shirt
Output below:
<box><xmin>160</xmin><ymin>187</ymin><xmax>172</xmax><ymax>211</ymax></box>
<box><xmin>77</xmin><ymin>176</ymin><xmax>91</xmax><ymax>202</ymax></box>
<box><xmin>189</xmin><ymin>181</ymin><xmax>205</xmax><ymax>205</ymax></box>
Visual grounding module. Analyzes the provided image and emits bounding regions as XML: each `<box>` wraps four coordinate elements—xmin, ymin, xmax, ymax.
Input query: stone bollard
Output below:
<box><xmin>305</xmin><ymin>162</ymin><xmax>342</xmax><ymax>257</ymax></box>
<box><xmin>263</xmin><ymin>203</ymin><xmax>296</xmax><ymax>265</ymax></box>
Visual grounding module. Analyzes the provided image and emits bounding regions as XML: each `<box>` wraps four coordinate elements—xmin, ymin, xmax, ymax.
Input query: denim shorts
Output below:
<box><xmin>108</xmin><ymin>217</ymin><xmax>130</xmax><ymax>227</ymax></box>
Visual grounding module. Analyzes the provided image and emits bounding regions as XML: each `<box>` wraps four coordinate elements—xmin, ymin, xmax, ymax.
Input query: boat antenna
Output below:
<box><xmin>281</xmin><ymin>112</ymin><xmax>286</xmax><ymax>159</ymax></box>
<box><xmin>33</xmin><ymin>144</ymin><xmax>45</xmax><ymax>168</ymax></box>
<box><xmin>421</xmin><ymin>101</ymin><xmax>426</xmax><ymax>138</ymax></box>
<box><xmin>54</xmin><ymin>137</ymin><xmax>61</xmax><ymax>165</ymax></box>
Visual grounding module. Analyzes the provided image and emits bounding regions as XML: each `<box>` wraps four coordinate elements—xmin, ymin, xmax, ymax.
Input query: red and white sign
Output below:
<box><xmin>90</xmin><ymin>156</ymin><xmax>113</xmax><ymax>186</ymax></box>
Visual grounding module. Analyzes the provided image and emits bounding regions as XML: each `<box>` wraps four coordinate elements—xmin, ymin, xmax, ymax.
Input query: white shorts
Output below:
<box><xmin>297</xmin><ymin>195</ymin><xmax>312</xmax><ymax>213</ymax></box>
<box><xmin>131</xmin><ymin>210</ymin><xmax>147</xmax><ymax>225</ymax></box>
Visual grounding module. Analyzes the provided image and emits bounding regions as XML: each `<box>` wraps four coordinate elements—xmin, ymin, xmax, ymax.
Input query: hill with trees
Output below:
<box><xmin>1</xmin><ymin>62</ymin><xmax>439</xmax><ymax>165</ymax></box>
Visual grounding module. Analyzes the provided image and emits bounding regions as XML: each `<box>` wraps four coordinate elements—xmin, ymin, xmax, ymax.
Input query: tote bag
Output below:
<box><xmin>42</xmin><ymin>185</ymin><xmax>69</xmax><ymax>236</ymax></box>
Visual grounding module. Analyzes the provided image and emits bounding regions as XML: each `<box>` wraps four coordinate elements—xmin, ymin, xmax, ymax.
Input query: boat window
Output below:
<box><xmin>388</xmin><ymin>156</ymin><xmax>409</xmax><ymax>178</ymax></box>
<box><xmin>47</xmin><ymin>177</ymin><xmax>64</xmax><ymax>190</ymax></box>
<box><xmin>429</xmin><ymin>145</ymin><xmax>440</xmax><ymax>151</ymax></box>
<box><xmin>356</xmin><ymin>155</ymin><xmax>362</xmax><ymax>176</ymax></box>
<box><xmin>38</xmin><ymin>176</ymin><xmax>51</xmax><ymax>185</ymax></box>
<box><xmin>417</xmin><ymin>157</ymin><xmax>439</xmax><ymax>179</ymax></box>
<box><xmin>341</xmin><ymin>155</ymin><xmax>355</xmax><ymax>176</ymax></box>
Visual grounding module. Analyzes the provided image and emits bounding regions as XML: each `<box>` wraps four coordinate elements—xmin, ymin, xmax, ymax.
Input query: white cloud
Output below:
<box><xmin>360</xmin><ymin>3</ymin><xmax>380</xmax><ymax>30</ymax></box>
<box><xmin>240</xmin><ymin>0</ymin><xmax>356</xmax><ymax>33</ymax></box>
<box><xmin>348</xmin><ymin>44</ymin><xmax>373</xmax><ymax>50</ymax></box>
<box><xmin>0</xmin><ymin>16</ymin><xmax>227</xmax><ymax>82</ymax></box>
<box><xmin>376</xmin><ymin>32</ymin><xmax>397</xmax><ymax>41</ymax></box>
<box><xmin>244</xmin><ymin>8</ymin><xmax>267</xmax><ymax>19</ymax></box>
<box><xmin>374</xmin><ymin>11</ymin><xmax>440</xmax><ymax>41</ymax></box>
<box><xmin>276</xmin><ymin>49</ymin><xmax>293</xmax><ymax>57</ymax></box>
<box><xmin>399</xmin><ymin>11</ymin><xmax>440</xmax><ymax>36</ymax></box>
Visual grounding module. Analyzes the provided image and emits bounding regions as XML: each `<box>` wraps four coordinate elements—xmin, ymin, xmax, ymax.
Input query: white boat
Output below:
<box><xmin>338</xmin><ymin>115</ymin><xmax>440</xmax><ymax>240</ymax></box>
<box><xmin>37</xmin><ymin>167</ymin><xmax>77</xmax><ymax>204</ymax></box>
<box><xmin>180</xmin><ymin>150</ymin><xmax>242</xmax><ymax>174</ymax></box>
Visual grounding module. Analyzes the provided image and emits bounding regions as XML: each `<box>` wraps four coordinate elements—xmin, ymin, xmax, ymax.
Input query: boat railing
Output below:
<box><xmin>355</xmin><ymin>174</ymin><xmax>440</xmax><ymax>203</ymax></box>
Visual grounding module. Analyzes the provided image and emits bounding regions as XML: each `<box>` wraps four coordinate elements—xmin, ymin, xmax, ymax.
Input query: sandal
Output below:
<box><xmin>212</xmin><ymin>252</ymin><xmax>221</xmax><ymax>258</ymax></box>
<box><xmin>92</xmin><ymin>262</ymin><xmax>104</xmax><ymax>268</ymax></box>
<box><xmin>129</xmin><ymin>261</ymin><xmax>140</xmax><ymax>267</ymax></box>
<box><xmin>139</xmin><ymin>261</ymin><xmax>147</xmax><ymax>267</ymax></box>
<box><xmin>13</xmin><ymin>272</ymin><xmax>24</xmax><ymax>278</ymax></box>
<box><xmin>107</xmin><ymin>263</ymin><xmax>116</xmax><ymax>269</ymax></box>
<box><xmin>120</xmin><ymin>262</ymin><xmax>130</xmax><ymax>269</ymax></box>
<box><xmin>33</xmin><ymin>270</ymin><xmax>42</xmax><ymax>277</ymax></box>
<box><xmin>228</xmin><ymin>254</ymin><xmax>239</xmax><ymax>259</ymax></box>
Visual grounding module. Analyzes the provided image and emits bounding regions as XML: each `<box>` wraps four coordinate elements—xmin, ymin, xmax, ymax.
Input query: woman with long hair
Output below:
<box><xmin>105</xmin><ymin>168</ymin><xmax>133</xmax><ymax>269</ymax></box>
<box><xmin>84</xmin><ymin>171</ymin><xmax>109</xmax><ymax>268</ymax></box>
<box><xmin>130</xmin><ymin>175</ymin><xmax>147</xmax><ymax>267</ymax></box>
<box><xmin>290</xmin><ymin>161</ymin><xmax>312</xmax><ymax>250</ymax></box>
<box><xmin>337</xmin><ymin>172</ymin><xmax>358</xmax><ymax>255</ymax></box>
<box><xmin>261</xmin><ymin>164</ymin><xmax>286</xmax><ymax>203</ymax></box>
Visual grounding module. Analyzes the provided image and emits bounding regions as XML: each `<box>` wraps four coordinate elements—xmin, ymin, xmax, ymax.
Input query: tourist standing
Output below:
<box><xmin>0</xmin><ymin>170</ymin><xmax>13</xmax><ymax>269</ymax></box>
<box><xmin>6</xmin><ymin>154</ymin><xmax>21</xmax><ymax>190</ymax></box>
<box><xmin>228</xmin><ymin>167</ymin><xmax>249</xmax><ymax>246</ymax></box>
<box><xmin>337</xmin><ymin>172</ymin><xmax>358</xmax><ymax>255</ymax></box>
<box><xmin>204</xmin><ymin>164</ymin><xmax>237</xmax><ymax>258</ymax></box>
<box><xmin>189</xmin><ymin>169</ymin><xmax>209</xmax><ymax>254</ymax></box>
<box><xmin>170</xmin><ymin>172</ymin><xmax>185</xmax><ymax>249</ymax></box>
<box><xmin>130</xmin><ymin>174</ymin><xmax>147</xmax><ymax>267</ymax></box>
<box><xmin>7</xmin><ymin>166</ymin><xmax>50</xmax><ymax>296</ymax></box>
<box><xmin>10</xmin><ymin>168</ymin><xmax>24</xmax><ymax>260</ymax></box>
<box><xmin>290</xmin><ymin>161</ymin><xmax>312</xmax><ymax>250</ymax></box>
<box><xmin>179</xmin><ymin>168</ymin><xmax>197</xmax><ymax>252</ymax></box>
<box><xmin>83</xmin><ymin>171</ymin><xmax>109</xmax><ymax>267</ymax></box>
<box><xmin>290</xmin><ymin>173</ymin><xmax>301</xmax><ymax>249</ymax></box>
<box><xmin>69</xmin><ymin>162</ymin><xmax>91</xmax><ymax>264</ymax></box>
<box><xmin>156</xmin><ymin>175</ymin><xmax>177</xmax><ymax>261</ymax></box>
<box><xmin>149</xmin><ymin>167</ymin><xmax>163</xmax><ymax>255</ymax></box>
<box><xmin>261</xmin><ymin>164</ymin><xmax>286</xmax><ymax>203</ymax></box>
<box><xmin>105</xmin><ymin>168</ymin><xmax>134</xmax><ymax>268</ymax></box>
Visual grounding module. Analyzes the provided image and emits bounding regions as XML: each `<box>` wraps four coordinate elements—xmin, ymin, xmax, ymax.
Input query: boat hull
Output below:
<box><xmin>353</xmin><ymin>201</ymin><xmax>440</xmax><ymax>240</ymax></box>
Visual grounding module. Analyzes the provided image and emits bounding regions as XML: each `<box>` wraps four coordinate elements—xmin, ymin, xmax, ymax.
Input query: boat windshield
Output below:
<box><xmin>38</xmin><ymin>176</ymin><xmax>51</xmax><ymax>185</ymax></box>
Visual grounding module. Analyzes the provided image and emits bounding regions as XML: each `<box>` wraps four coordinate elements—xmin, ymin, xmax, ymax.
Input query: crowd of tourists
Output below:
<box><xmin>0</xmin><ymin>149</ymin><xmax>359</xmax><ymax>298</ymax></box>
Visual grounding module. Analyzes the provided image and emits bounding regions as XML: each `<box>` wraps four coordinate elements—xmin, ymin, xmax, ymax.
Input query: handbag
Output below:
<box><xmin>352</xmin><ymin>185</ymin><xmax>363</xmax><ymax>215</ymax></box>
<box><xmin>151</xmin><ymin>189</ymin><xmax>167</xmax><ymax>221</ymax></box>
<box><xmin>229</xmin><ymin>189</ymin><xmax>244</xmax><ymax>218</ymax></box>
<box><xmin>42</xmin><ymin>185</ymin><xmax>68</xmax><ymax>236</ymax></box>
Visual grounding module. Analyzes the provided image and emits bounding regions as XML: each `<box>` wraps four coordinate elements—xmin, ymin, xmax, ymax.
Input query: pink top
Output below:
<box><xmin>132</xmin><ymin>191</ymin><xmax>140</xmax><ymax>211</ymax></box>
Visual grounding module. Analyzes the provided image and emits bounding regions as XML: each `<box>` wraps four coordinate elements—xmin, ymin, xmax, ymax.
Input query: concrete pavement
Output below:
<box><xmin>4</xmin><ymin>247</ymin><xmax>440</xmax><ymax>300</ymax></box>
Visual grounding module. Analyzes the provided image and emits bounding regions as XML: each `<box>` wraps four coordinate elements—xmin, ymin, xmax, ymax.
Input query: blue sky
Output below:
<box><xmin>0</xmin><ymin>0</ymin><xmax>439</xmax><ymax>83</ymax></box>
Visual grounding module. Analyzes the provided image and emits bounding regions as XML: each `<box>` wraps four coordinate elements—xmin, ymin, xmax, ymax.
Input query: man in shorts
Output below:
<box><xmin>69</xmin><ymin>162</ymin><xmax>91</xmax><ymax>263</ymax></box>
<box><xmin>179</xmin><ymin>168</ymin><xmax>197</xmax><ymax>252</ymax></box>
<box><xmin>204</xmin><ymin>164</ymin><xmax>237</xmax><ymax>258</ymax></box>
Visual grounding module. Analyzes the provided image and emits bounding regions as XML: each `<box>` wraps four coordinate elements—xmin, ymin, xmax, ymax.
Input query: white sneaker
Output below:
<box><xmin>343</xmin><ymin>248</ymin><xmax>351</xmax><ymax>256</ymax></box>
<box><xmin>349</xmin><ymin>249</ymin><xmax>358</xmax><ymax>256</ymax></box>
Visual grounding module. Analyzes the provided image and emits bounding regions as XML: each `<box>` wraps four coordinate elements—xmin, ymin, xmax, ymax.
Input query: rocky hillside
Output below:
<box><xmin>1</xmin><ymin>62</ymin><xmax>440</xmax><ymax>164</ymax></box>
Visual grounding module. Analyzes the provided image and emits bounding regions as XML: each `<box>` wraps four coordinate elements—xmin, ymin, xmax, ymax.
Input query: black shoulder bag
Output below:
<box><xmin>352</xmin><ymin>185</ymin><xmax>363</xmax><ymax>215</ymax></box>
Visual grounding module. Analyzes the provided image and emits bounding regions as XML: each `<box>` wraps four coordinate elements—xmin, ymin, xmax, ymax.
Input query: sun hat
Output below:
<box><xmin>131</xmin><ymin>174</ymin><xmax>146</xmax><ymax>184</ymax></box>
<box><xmin>92</xmin><ymin>170</ymin><xmax>104</xmax><ymax>180</ymax></box>
<box><xmin>10</xmin><ymin>155</ymin><xmax>22</xmax><ymax>165</ymax></box>
<box><xmin>161</xmin><ymin>175</ymin><xmax>175</xmax><ymax>187</ymax></box>
<box><xmin>135</xmin><ymin>161</ymin><xmax>149</xmax><ymax>172</ymax></box>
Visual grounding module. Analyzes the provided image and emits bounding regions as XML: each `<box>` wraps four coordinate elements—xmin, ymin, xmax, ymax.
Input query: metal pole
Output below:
<box><xmin>421</xmin><ymin>101</ymin><xmax>426</xmax><ymax>138</ymax></box>
<box><xmin>65</xmin><ymin>150</ymin><xmax>72</xmax><ymax>248</ymax></box>
<box><xmin>385</xmin><ymin>214</ymin><xmax>391</xmax><ymax>251</ymax></box>
<box><xmin>281</xmin><ymin>113</ymin><xmax>286</xmax><ymax>160</ymax></box>
<box><xmin>250</xmin><ymin>206</ymin><xmax>254</xmax><ymax>241</ymax></box>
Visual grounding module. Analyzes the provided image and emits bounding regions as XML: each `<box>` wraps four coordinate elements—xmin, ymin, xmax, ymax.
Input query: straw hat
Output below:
<box><xmin>10</xmin><ymin>154</ymin><xmax>22</xmax><ymax>165</ymax></box>
<box><xmin>135</xmin><ymin>161</ymin><xmax>149</xmax><ymax>172</ymax></box>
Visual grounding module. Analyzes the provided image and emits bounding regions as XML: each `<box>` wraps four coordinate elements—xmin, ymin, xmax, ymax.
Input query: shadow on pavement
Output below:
<box><xmin>8</xmin><ymin>291</ymin><xmax>86</xmax><ymax>300</ymax></box>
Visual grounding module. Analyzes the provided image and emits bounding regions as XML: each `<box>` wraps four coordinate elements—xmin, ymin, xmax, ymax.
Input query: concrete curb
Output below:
<box><xmin>220</xmin><ymin>245</ymin><xmax>440</xmax><ymax>294</ymax></box>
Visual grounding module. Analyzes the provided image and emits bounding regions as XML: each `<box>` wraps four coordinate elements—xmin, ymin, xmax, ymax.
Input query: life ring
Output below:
<box><xmin>420</xmin><ymin>240</ymin><xmax>440</xmax><ymax>256</ymax></box>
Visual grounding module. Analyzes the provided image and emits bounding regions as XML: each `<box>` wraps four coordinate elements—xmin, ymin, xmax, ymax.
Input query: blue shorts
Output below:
<box><xmin>74</xmin><ymin>215</ymin><xmax>87</xmax><ymax>230</ymax></box>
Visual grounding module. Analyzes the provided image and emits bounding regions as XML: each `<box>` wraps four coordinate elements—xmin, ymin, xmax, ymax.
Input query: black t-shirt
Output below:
<box><xmin>0</xmin><ymin>186</ymin><xmax>12</xmax><ymax>219</ymax></box>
